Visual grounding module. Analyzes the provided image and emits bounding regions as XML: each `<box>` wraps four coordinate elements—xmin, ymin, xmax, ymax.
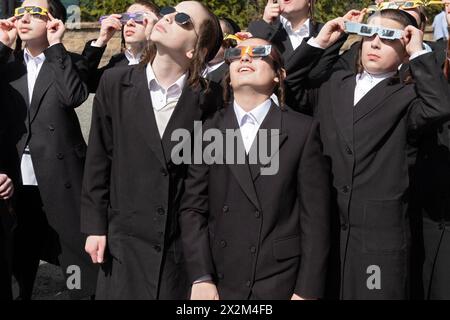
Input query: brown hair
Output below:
<box><xmin>309</xmin><ymin>0</ymin><xmax>316</xmax><ymax>25</ymax></box>
<box><xmin>141</xmin><ymin>2</ymin><xmax>222</xmax><ymax>90</ymax></box>
<box><xmin>120</xmin><ymin>0</ymin><xmax>160</xmax><ymax>52</ymax></box>
<box><xmin>354</xmin><ymin>9</ymin><xmax>416</xmax><ymax>83</ymax></box>
<box><xmin>223</xmin><ymin>39</ymin><xmax>286</xmax><ymax>109</ymax></box>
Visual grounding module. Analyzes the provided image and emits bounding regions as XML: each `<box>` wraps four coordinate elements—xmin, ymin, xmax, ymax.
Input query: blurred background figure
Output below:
<box><xmin>432</xmin><ymin>8</ymin><xmax>449</xmax><ymax>41</ymax></box>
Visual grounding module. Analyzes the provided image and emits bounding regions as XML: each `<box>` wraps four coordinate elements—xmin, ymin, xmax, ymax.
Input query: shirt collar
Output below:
<box><xmin>280</xmin><ymin>16</ymin><xmax>310</xmax><ymax>36</ymax></box>
<box><xmin>233</xmin><ymin>99</ymin><xmax>272</xmax><ymax>127</ymax></box>
<box><xmin>124</xmin><ymin>49</ymin><xmax>142</xmax><ymax>64</ymax></box>
<box><xmin>23</xmin><ymin>47</ymin><xmax>46</xmax><ymax>65</ymax></box>
<box><xmin>357</xmin><ymin>70</ymin><xmax>396</xmax><ymax>83</ymax></box>
<box><xmin>146</xmin><ymin>63</ymin><xmax>188</xmax><ymax>94</ymax></box>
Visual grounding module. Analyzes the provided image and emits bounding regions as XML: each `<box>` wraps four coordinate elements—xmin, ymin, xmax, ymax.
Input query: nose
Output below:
<box><xmin>21</xmin><ymin>12</ymin><xmax>31</xmax><ymax>23</ymax></box>
<box><xmin>370</xmin><ymin>35</ymin><xmax>382</xmax><ymax>49</ymax></box>
<box><xmin>240</xmin><ymin>53</ymin><xmax>252</xmax><ymax>63</ymax></box>
<box><xmin>163</xmin><ymin>12</ymin><xmax>175</xmax><ymax>24</ymax></box>
<box><xmin>126</xmin><ymin>18</ymin><xmax>135</xmax><ymax>26</ymax></box>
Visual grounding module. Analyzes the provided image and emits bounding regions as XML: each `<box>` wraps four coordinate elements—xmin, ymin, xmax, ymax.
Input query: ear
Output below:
<box><xmin>275</xmin><ymin>68</ymin><xmax>287</xmax><ymax>83</ymax></box>
<box><xmin>281</xmin><ymin>68</ymin><xmax>287</xmax><ymax>80</ymax></box>
<box><xmin>186</xmin><ymin>49</ymin><xmax>195</xmax><ymax>60</ymax></box>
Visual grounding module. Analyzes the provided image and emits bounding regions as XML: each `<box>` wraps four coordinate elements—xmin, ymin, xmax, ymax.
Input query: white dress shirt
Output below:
<box><xmin>146</xmin><ymin>64</ymin><xmax>187</xmax><ymax>137</ymax></box>
<box><xmin>124</xmin><ymin>49</ymin><xmax>142</xmax><ymax>65</ymax></box>
<box><xmin>354</xmin><ymin>71</ymin><xmax>396</xmax><ymax>106</ymax></box>
<box><xmin>280</xmin><ymin>16</ymin><xmax>310</xmax><ymax>51</ymax></box>
<box><xmin>233</xmin><ymin>99</ymin><xmax>272</xmax><ymax>153</ymax></box>
<box><xmin>21</xmin><ymin>48</ymin><xmax>46</xmax><ymax>186</ymax></box>
<box><xmin>354</xmin><ymin>50</ymin><xmax>429</xmax><ymax>106</ymax></box>
<box><xmin>432</xmin><ymin>11</ymin><xmax>449</xmax><ymax>41</ymax></box>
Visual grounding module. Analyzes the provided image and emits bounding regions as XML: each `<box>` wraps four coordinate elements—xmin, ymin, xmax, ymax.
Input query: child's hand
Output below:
<box><xmin>315</xmin><ymin>17</ymin><xmax>346</xmax><ymax>49</ymax></box>
<box><xmin>403</xmin><ymin>25</ymin><xmax>424</xmax><ymax>56</ymax></box>
<box><xmin>46</xmin><ymin>13</ymin><xmax>65</xmax><ymax>46</ymax></box>
<box><xmin>0</xmin><ymin>16</ymin><xmax>17</xmax><ymax>48</ymax></box>
<box><xmin>343</xmin><ymin>9</ymin><xmax>367</xmax><ymax>24</ymax></box>
<box><xmin>94</xmin><ymin>14</ymin><xmax>122</xmax><ymax>47</ymax></box>
<box><xmin>0</xmin><ymin>174</ymin><xmax>13</xmax><ymax>200</ymax></box>
<box><xmin>263</xmin><ymin>0</ymin><xmax>282</xmax><ymax>25</ymax></box>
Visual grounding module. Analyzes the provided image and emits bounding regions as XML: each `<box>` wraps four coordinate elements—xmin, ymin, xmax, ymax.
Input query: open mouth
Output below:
<box><xmin>238</xmin><ymin>66</ymin><xmax>255</xmax><ymax>73</ymax></box>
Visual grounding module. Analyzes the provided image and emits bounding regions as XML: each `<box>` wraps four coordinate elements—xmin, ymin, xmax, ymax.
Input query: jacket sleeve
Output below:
<box><xmin>44</xmin><ymin>43</ymin><xmax>89</xmax><ymax>109</ymax></box>
<box><xmin>80</xmin><ymin>73</ymin><xmax>113</xmax><ymax>235</ymax></box>
<box><xmin>81</xmin><ymin>40</ymin><xmax>107</xmax><ymax>93</ymax></box>
<box><xmin>247</xmin><ymin>19</ymin><xmax>281</xmax><ymax>43</ymax></box>
<box><xmin>295</xmin><ymin>120</ymin><xmax>331</xmax><ymax>299</ymax></box>
<box><xmin>178</xmin><ymin>119</ymin><xmax>216</xmax><ymax>284</ymax></box>
<box><xmin>407</xmin><ymin>52</ymin><xmax>450</xmax><ymax>142</ymax></box>
<box><xmin>306</xmin><ymin>34</ymin><xmax>348</xmax><ymax>88</ymax></box>
<box><xmin>0</xmin><ymin>42</ymin><xmax>13</xmax><ymax>65</ymax></box>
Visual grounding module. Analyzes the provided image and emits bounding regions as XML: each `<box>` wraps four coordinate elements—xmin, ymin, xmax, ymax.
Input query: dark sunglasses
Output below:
<box><xmin>159</xmin><ymin>6</ymin><xmax>195</xmax><ymax>29</ymax></box>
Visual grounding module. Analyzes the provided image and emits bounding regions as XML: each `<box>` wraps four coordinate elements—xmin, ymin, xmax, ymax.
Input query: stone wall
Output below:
<box><xmin>63</xmin><ymin>22</ymin><xmax>122</xmax><ymax>67</ymax></box>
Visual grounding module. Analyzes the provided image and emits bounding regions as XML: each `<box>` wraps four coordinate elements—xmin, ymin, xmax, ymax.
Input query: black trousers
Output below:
<box><xmin>12</xmin><ymin>186</ymin><xmax>61</xmax><ymax>300</ymax></box>
<box><xmin>0</xmin><ymin>200</ymin><xmax>15</xmax><ymax>300</ymax></box>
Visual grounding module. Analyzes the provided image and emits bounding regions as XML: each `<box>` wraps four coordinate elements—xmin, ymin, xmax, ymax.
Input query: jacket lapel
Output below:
<box><xmin>332</xmin><ymin>71</ymin><xmax>356</xmax><ymax>148</ymax></box>
<box><xmin>220</xmin><ymin>106</ymin><xmax>261</xmax><ymax>211</ymax></box>
<box><xmin>29</xmin><ymin>61</ymin><xmax>53</xmax><ymax>123</ymax></box>
<box><xmin>353</xmin><ymin>77</ymin><xmax>405</xmax><ymax>123</ymax></box>
<box><xmin>129</xmin><ymin>65</ymin><xmax>167</xmax><ymax>168</ymax></box>
<box><xmin>248</xmin><ymin>103</ymin><xmax>288</xmax><ymax>182</ymax></box>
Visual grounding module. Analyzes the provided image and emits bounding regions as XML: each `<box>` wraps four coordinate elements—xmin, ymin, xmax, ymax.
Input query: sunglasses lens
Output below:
<box><xmin>175</xmin><ymin>12</ymin><xmax>191</xmax><ymax>25</ymax></box>
<box><xmin>402</xmin><ymin>2</ymin><xmax>416</xmax><ymax>8</ymax></box>
<box><xmin>225</xmin><ymin>48</ymin><xmax>241</xmax><ymax>61</ymax></box>
<box><xmin>360</xmin><ymin>25</ymin><xmax>373</xmax><ymax>36</ymax></box>
<box><xmin>160</xmin><ymin>7</ymin><xmax>176</xmax><ymax>16</ymax></box>
<box><xmin>380</xmin><ymin>29</ymin><xmax>395</xmax><ymax>38</ymax></box>
<box><xmin>16</xmin><ymin>7</ymin><xmax>26</xmax><ymax>15</ymax></box>
<box><xmin>31</xmin><ymin>7</ymin><xmax>42</xmax><ymax>14</ymax></box>
<box><xmin>252</xmin><ymin>46</ymin><xmax>268</xmax><ymax>57</ymax></box>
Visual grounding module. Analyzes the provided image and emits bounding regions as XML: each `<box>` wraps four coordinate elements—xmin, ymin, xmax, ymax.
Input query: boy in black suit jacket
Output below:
<box><xmin>0</xmin><ymin>0</ymin><xmax>97</xmax><ymax>300</ymax></box>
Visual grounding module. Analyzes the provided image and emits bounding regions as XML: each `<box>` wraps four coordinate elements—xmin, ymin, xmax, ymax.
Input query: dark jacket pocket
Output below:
<box><xmin>273</xmin><ymin>235</ymin><xmax>301</xmax><ymax>261</ymax></box>
<box><xmin>363</xmin><ymin>199</ymin><xmax>407</xmax><ymax>253</ymax></box>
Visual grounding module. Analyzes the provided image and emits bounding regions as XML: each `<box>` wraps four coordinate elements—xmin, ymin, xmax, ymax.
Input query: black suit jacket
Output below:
<box><xmin>0</xmin><ymin>84</ymin><xmax>15</xmax><ymax>300</ymax></box>
<box><xmin>179</xmin><ymin>103</ymin><xmax>331</xmax><ymax>299</ymax></box>
<box><xmin>248</xmin><ymin>19</ymin><xmax>347</xmax><ymax>113</ymax></box>
<box><xmin>315</xmin><ymin>52</ymin><xmax>450</xmax><ymax>299</ymax></box>
<box><xmin>82</xmin><ymin>40</ymin><xmax>130</xmax><ymax>93</ymax></box>
<box><xmin>0</xmin><ymin>42</ymin><xmax>97</xmax><ymax>299</ymax></box>
<box><xmin>80</xmin><ymin>64</ymin><xmax>222</xmax><ymax>299</ymax></box>
<box><xmin>408</xmin><ymin>40</ymin><xmax>450</xmax><ymax>300</ymax></box>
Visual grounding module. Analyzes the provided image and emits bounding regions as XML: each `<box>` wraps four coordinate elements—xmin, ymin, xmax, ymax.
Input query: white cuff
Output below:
<box><xmin>307</xmin><ymin>37</ymin><xmax>326</xmax><ymax>50</ymax></box>
<box><xmin>91</xmin><ymin>40</ymin><xmax>103</xmax><ymax>48</ymax></box>
<box><xmin>409</xmin><ymin>49</ymin><xmax>429</xmax><ymax>61</ymax></box>
<box><xmin>193</xmin><ymin>274</ymin><xmax>213</xmax><ymax>284</ymax></box>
